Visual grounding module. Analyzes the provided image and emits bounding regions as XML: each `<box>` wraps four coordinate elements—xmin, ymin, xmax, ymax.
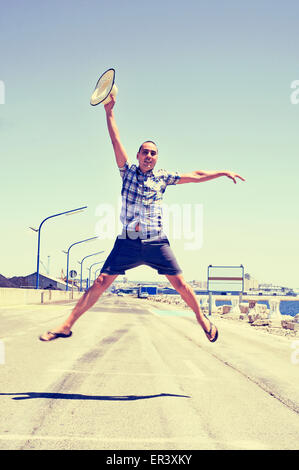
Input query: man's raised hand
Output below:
<box><xmin>225</xmin><ymin>172</ymin><xmax>245</xmax><ymax>184</ymax></box>
<box><xmin>104</xmin><ymin>94</ymin><xmax>116</xmax><ymax>114</ymax></box>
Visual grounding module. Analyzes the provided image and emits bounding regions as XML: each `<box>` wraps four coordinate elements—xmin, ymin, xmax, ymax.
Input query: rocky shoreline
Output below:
<box><xmin>146</xmin><ymin>294</ymin><xmax>299</xmax><ymax>339</ymax></box>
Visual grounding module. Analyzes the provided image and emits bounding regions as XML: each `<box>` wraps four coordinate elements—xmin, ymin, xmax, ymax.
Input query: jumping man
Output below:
<box><xmin>39</xmin><ymin>95</ymin><xmax>245</xmax><ymax>342</ymax></box>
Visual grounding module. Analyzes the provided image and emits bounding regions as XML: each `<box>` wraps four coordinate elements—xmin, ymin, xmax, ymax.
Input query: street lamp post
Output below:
<box><xmin>63</xmin><ymin>237</ymin><xmax>98</xmax><ymax>291</ymax></box>
<box><xmin>94</xmin><ymin>267</ymin><xmax>102</xmax><ymax>281</ymax></box>
<box><xmin>88</xmin><ymin>261</ymin><xmax>104</xmax><ymax>287</ymax></box>
<box><xmin>78</xmin><ymin>251</ymin><xmax>105</xmax><ymax>291</ymax></box>
<box><xmin>30</xmin><ymin>206</ymin><xmax>87</xmax><ymax>289</ymax></box>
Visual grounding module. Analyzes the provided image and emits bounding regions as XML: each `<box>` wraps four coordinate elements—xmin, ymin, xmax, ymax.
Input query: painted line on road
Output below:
<box><xmin>149</xmin><ymin>308</ymin><xmax>194</xmax><ymax>318</ymax></box>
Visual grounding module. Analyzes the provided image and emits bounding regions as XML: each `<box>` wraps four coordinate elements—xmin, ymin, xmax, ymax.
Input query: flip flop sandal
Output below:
<box><xmin>39</xmin><ymin>331</ymin><xmax>72</xmax><ymax>342</ymax></box>
<box><xmin>203</xmin><ymin>315</ymin><xmax>218</xmax><ymax>343</ymax></box>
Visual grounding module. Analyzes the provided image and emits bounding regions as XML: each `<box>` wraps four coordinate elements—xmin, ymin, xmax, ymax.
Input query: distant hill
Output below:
<box><xmin>0</xmin><ymin>274</ymin><xmax>18</xmax><ymax>288</ymax></box>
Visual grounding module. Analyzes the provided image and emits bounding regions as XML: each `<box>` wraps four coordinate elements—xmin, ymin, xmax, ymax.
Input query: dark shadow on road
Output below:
<box><xmin>0</xmin><ymin>392</ymin><xmax>191</xmax><ymax>401</ymax></box>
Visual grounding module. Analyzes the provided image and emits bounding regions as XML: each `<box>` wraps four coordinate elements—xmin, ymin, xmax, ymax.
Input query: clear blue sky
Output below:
<box><xmin>1</xmin><ymin>0</ymin><xmax>299</xmax><ymax>288</ymax></box>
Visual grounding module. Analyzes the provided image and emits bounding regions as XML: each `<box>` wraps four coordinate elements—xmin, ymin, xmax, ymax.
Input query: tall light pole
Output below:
<box><xmin>29</xmin><ymin>206</ymin><xmax>87</xmax><ymax>289</ymax></box>
<box><xmin>62</xmin><ymin>236</ymin><xmax>98</xmax><ymax>291</ymax></box>
<box><xmin>94</xmin><ymin>267</ymin><xmax>103</xmax><ymax>281</ymax></box>
<box><xmin>88</xmin><ymin>261</ymin><xmax>104</xmax><ymax>287</ymax></box>
<box><xmin>78</xmin><ymin>251</ymin><xmax>105</xmax><ymax>291</ymax></box>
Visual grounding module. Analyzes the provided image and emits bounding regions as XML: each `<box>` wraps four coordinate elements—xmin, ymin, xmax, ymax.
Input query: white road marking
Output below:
<box><xmin>148</xmin><ymin>307</ymin><xmax>193</xmax><ymax>318</ymax></box>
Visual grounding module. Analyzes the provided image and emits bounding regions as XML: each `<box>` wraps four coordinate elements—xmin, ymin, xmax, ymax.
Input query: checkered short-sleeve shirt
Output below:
<box><xmin>119</xmin><ymin>161</ymin><xmax>181</xmax><ymax>236</ymax></box>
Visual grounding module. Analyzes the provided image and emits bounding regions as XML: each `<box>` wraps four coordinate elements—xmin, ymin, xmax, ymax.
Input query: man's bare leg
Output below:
<box><xmin>165</xmin><ymin>273</ymin><xmax>218</xmax><ymax>342</ymax></box>
<box><xmin>39</xmin><ymin>273</ymin><xmax>118</xmax><ymax>341</ymax></box>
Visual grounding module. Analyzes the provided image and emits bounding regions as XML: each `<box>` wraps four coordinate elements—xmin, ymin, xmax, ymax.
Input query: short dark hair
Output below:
<box><xmin>138</xmin><ymin>141</ymin><xmax>158</xmax><ymax>153</ymax></box>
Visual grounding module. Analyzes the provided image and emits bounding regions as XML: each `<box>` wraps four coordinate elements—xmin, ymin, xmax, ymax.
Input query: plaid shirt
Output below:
<box><xmin>119</xmin><ymin>161</ymin><xmax>181</xmax><ymax>237</ymax></box>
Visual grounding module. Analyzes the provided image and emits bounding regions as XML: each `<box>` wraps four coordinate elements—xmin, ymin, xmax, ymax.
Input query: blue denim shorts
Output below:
<box><xmin>100</xmin><ymin>231</ymin><xmax>182</xmax><ymax>276</ymax></box>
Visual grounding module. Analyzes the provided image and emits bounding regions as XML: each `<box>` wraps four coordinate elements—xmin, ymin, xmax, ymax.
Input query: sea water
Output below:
<box><xmin>214</xmin><ymin>299</ymin><xmax>299</xmax><ymax>317</ymax></box>
<box><xmin>159</xmin><ymin>294</ymin><xmax>299</xmax><ymax>317</ymax></box>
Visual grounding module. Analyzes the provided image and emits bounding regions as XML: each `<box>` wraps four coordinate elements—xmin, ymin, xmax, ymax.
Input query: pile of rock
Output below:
<box><xmin>147</xmin><ymin>294</ymin><xmax>299</xmax><ymax>334</ymax></box>
<box><xmin>281</xmin><ymin>314</ymin><xmax>299</xmax><ymax>332</ymax></box>
<box><xmin>221</xmin><ymin>301</ymin><xmax>271</xmax><ymax>325</ymax></box>
<box><xmin>246</xmin><ymin>304</ymin><xmax>269</xmax><ymax>326</ymax></box>
<box><xmin>147</xmin><ymin>295</ymin><xmax>188</xmax><ymax>308</ymax></box>
<box><xmin>220</xmin><ymin>301</ymin><xmax>299</xmax><ymax>332</ymax></box>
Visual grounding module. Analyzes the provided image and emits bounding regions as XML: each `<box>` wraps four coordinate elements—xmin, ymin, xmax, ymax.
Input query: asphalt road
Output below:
<box><xmin>0</xmin><ymin>294</ymin><xmax>299</xmax><ymax>450</ymax></box>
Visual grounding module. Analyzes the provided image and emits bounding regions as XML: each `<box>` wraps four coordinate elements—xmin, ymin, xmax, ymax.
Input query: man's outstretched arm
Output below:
<box><xmin>177</xmin><ymin>170</ymin><xmax>245</xmax><ymax>184</ymax></box>
<box><xmin>104</xmin><ymin>95</ymin><xmax>128</xmax><ymax>168</ymax></box>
